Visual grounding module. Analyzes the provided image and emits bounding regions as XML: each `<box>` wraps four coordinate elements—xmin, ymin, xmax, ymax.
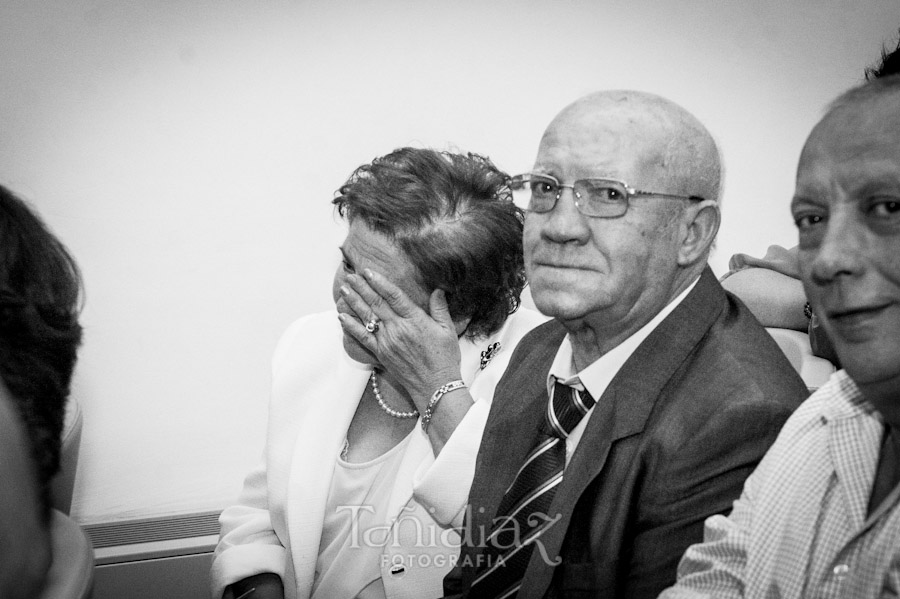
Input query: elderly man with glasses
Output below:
<box><xmin>439</xmin><ymin>91</ymin><xmax>809</xmax><ymax>599</ymax></box>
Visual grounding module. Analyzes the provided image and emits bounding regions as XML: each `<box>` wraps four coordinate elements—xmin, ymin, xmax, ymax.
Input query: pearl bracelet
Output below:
<box><xmin>421</xmin><ymin>379</ymin><xmax>466</xmax><ymax>433</ymax></box>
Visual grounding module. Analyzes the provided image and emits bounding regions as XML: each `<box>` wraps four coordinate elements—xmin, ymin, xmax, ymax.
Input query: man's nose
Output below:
<box><xmin>541</xmin><ymin>186</ymin><xmax>590</xmax><ymax>243</ymax></box>
<box><xmin>809</xmin><ymin>207</ymin><xmax>864</xmax><ymax>285</ymax></box>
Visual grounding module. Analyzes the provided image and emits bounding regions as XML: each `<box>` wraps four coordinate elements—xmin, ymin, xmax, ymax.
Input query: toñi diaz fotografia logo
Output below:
<box><xmin>335</xmin><ymin>504</ymin><xmax>563</xmax><ymax>569</ymax></box>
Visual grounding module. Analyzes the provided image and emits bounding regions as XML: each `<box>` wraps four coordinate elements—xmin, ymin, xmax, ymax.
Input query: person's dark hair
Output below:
<box><xmin>865</xmin><ymin>30</ymin><xmax>900</xmax><ymax>80</ymax></box>
<box><xmin>0</xmin><ymin>185</ymin><xmax>83</xmax><ymax>520</ymax></box>
<box><xmin>332</xmin><ymin>147</ymin><xmax>525</xmax><ymax>339</ymax></box>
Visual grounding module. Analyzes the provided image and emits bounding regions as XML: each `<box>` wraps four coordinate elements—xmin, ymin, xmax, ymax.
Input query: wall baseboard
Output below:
<box><xmin>83</xmin><ymin>511</ymin><xmax>222</xmax><ymax>598</ymax></box>
<box><xmin>84</xmin><ymin>510</ymin><xmax>221</xmax><ymax>553</ymax></box>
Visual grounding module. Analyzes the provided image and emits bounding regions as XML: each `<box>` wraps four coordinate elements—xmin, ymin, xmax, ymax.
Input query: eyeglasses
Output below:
<box><xmin>509</xmin><ymin>173</ymin><xmax>705</xmax><ymax>218</ymax></box>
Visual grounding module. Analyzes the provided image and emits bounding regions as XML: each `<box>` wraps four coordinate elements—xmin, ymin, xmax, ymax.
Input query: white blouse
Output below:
<box><xmin>312</xmin><ymin>430</ymin><xmax>415</xmax><ymax>599</ymax></box>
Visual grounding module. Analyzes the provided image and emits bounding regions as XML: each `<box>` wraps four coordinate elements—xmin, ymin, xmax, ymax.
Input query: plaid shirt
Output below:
<box><xmin>660</xmin><ymin>370</ymin><xmax>900</xmax><ymax>599</ymax></box>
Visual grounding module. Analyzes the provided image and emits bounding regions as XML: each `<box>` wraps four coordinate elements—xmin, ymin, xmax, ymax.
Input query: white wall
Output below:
<box><xmin>1</xmin><ymin>0</ymin><xmax>897</xmax><ymax>524</ymax></box>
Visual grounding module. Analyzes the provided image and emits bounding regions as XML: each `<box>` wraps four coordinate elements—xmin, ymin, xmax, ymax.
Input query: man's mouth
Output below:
<box><xmin>824</xmin><ymin>303</ymin><xmax>891</xmax><ymax>329</ymax></box>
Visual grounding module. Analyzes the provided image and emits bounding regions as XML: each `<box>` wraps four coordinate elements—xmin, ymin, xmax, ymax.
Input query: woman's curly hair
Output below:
<box><xmin>333</xmin><ymin>148</ymin><xmax>526</xmax><ymax>338</ymax></box>
<box><xmin>0</xmin><ymin>185</ymin><xmax>82</xmax><ymax>520</ymax></box>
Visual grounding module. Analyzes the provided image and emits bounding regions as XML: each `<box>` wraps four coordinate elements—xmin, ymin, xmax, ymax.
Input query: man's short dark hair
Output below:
<box><xmin>865</xmin><ymin>29</ymin><xmax>900</xmax><ymax>80</ymax></box>
<box><xmin>0</xmin><ymin>184</ymin><xmax>83</xmax><ymax>519</ymax></box>
<box><xmin>332</xmin><ymin>147</ymin><xmax>526</xmax><ymax>338</ymax></box>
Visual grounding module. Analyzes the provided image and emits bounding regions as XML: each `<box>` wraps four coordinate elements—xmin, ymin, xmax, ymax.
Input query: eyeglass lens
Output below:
<box><xmin>510</xmin><ymin>175</ymin><xmax>629</xmax><ymax>217</ymax></box>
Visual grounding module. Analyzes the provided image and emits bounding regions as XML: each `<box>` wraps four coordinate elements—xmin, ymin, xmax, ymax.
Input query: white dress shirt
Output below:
<box><xmin>547</xmin><ymin>278</ymin><xmax>699</xmax><ymax>463</ymax></box>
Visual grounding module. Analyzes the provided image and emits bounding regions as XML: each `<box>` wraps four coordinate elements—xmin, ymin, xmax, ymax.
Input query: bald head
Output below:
<box><xmin>540</xmin><ymin>91</ymin><xmax>721</xmax><ymax>204</ymax></box>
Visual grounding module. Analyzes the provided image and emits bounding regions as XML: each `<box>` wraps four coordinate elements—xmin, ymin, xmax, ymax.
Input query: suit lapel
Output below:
<box><xmin>521</xmin><ymin>268</ymin><xmax>726</xmax><ymax>596</ymax></box>
<box><xmin>464</xmin><ymin>321</ymin><xmax>567</xmax><ymax>575</ymax></box>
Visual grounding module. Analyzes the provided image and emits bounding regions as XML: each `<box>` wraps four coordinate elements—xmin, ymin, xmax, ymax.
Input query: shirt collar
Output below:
<box><xmin>820</xmin><ymin>369</ymin><xmax>882</xmax><ymax>422</ymax></box>
<box><xmin>548</xmin><ymin>277</ymin><xmax>699</xmax><ymax>400</ymax></box>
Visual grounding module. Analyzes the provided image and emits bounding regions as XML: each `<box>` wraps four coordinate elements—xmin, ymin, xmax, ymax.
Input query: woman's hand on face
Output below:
<box><xmin>337</xmin><ymin>269</ymin><xmax>463</xmax><ymax>409</ymax></box>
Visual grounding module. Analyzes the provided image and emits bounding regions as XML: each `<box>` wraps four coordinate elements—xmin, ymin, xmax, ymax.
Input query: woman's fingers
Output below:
<box><xmin>340</xmin><ymin>278</ymin><xmax>380</xmax><ymax>326</ymax></box>
<box><xmin>359</xmin><ymin>269</ymin><xmax>419</xmax><ymax>319</ymax></box>
<box><xmin>428</xmin><ymin>289</ymin><xmax>454</xmax><ymax>328</ymax></box>
<box><xmin>341</xmin><ymin>272</ymin><xmax>397</xmax><ymax>324</ymax></box>
<box><xmin>337</xmin><ymin>312</ymin><xmax>378</xmax><ymax>354</ymax></box>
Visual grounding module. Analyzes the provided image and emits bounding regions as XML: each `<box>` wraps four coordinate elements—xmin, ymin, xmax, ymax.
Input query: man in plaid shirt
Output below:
<box><xmin>661</xmin><ymin>60</ymin><xmax>900</xmax><ymax>598</ymax></box>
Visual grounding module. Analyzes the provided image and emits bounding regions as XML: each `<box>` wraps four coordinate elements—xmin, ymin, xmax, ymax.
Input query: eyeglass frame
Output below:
<box><xmin>509</xmin><ymin>173</ymin><xmax>706</xmax><ymax>218</ymax></box>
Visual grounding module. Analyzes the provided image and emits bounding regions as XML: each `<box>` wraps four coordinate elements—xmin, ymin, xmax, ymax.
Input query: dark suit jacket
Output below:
<box><xmin>445</xmin><ymin>267</ymin><xmax>809</xmax><ymax>599</ymax></box>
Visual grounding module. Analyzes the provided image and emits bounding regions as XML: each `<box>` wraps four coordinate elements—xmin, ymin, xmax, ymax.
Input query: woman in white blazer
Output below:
<box><xmin>211</xmin><ymin>148</ymin><xmax>546</xmax><ymax>599</ymax></box>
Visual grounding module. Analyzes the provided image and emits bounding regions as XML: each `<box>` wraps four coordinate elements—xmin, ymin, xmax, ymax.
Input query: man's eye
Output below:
<box><xmin>531</xmin><ymin>181</ymin><xmax>556</xmax><ymax>197</ymax></box>
<box><xmin>342</xmin><ymin>259</ymin><xmax>355</xmax><ymax>273</ymax></box>
<box><xmin>597</xmin><ymin>187</ymin><xmax>623</xmax><ymax>201</ymax></box>
<box><xmin>579</xmin><ymin>181</ymin><xmax>624</xmax><ymax>203</ymax></box>
<box><xmin>868</xmin><ymin>198</ymin><xmax>900</xmax><ymax>217</ymax></box>
<box><xmin>793</xmin><ymin>213</ymin><xmax>825</xmax><ymax>229</ymax></box>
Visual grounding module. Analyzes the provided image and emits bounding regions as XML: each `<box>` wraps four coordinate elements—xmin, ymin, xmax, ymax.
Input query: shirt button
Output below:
<box><xmin>389</xmin><ymin>564</ymin><xmax>406</xmax><ymax>577</ymax></box>
<box><xmin>832</xmin><ymin>564</ymin><xmax>849</xmax><ymax>579</ymax></box>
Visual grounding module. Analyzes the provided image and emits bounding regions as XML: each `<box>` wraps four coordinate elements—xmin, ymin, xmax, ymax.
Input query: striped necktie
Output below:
<box><xmin>469</xmin><ymin>380</ymin><xmax>596</xmax><ymax>599</ymax></box>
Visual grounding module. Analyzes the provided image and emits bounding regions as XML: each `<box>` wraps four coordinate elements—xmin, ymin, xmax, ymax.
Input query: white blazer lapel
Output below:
<box><xmin>287</xmin><ymin>351</ymin><xmax>371</xmax><ymax>599</ymax></box>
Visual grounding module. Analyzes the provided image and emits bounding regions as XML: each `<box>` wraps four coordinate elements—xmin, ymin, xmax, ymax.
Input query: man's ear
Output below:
<box><xmin>453</xmin><ymin>315</ymin><xmax>473</xmax><ymax>338</ymax></box>
<box><xmin>678</xmin><ymin>200</ymin><xmax>720</xmax><ymax>267</ymax></box>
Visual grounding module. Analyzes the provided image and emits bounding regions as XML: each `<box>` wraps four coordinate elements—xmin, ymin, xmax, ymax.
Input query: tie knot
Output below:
<box><xmin>546</xmin><ymin>381</ymin><xmax>595</xmax><ymax>439</ymax></box>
